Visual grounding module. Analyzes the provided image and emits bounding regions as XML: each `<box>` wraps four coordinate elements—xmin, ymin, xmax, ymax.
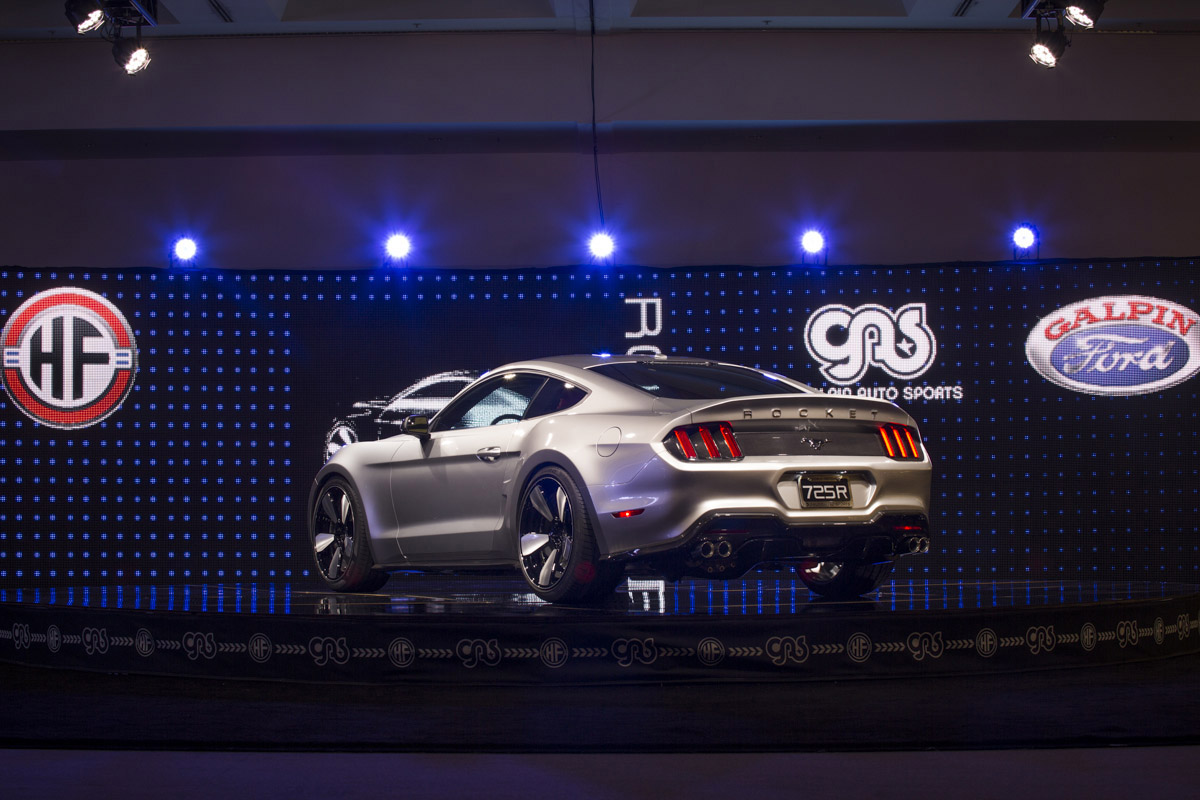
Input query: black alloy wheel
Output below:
<box><xmin>517</xmin><ymin>466</ymin><xmax>619</xmax><ymax>603</ymax></box>
<box><xmin>311</xmin><ymin>477</ymin><xmax>388</xmax><ymax>593</ymax></box>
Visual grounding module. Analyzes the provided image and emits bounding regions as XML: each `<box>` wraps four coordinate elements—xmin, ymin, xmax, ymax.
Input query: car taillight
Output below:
<box><xmin>878</xmin><ymin>424</ymin><xmax>923</xmax><ymax>461</ymax></box>
<box><xmin>665</xmin><ymin>422</ymin><xmax>743</xmax><ymax>461</ymax></box>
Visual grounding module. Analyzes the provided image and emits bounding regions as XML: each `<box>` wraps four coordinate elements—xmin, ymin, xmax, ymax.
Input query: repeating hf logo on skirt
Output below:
<box><xmin>1025</xmin><ymin>295</ymin><xmax>1200</xmax><ymax>396</ymax></box>
<box><xmin>1</xmin><ymin>287</ymin><xmax>139</xmax><ymax>428</ymax></box>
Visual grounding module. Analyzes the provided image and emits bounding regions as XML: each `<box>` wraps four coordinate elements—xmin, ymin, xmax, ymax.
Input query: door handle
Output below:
<box><xmin>476</xmin><ymin>446</ymin><xmax>502</xmax><ymax>462</ymax></box>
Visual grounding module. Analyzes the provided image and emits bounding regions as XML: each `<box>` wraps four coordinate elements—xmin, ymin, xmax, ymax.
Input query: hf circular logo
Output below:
<box><xmin>46</xmin><ymin>625</ymin><xmax>61</xmax><ymax>653</ymax></box>
<box><xmin>1080</xmin><ymin>622</ymin><xmax>1098</xmax><ymax>652</ymax></box>
<box><xmin>539</xmin><ymin>637</ymin><xmax>569</xmax><ymax>669</ymax></box>
<box><xmin>697</xmin><ymin>637</ymin><xmax>726</xmax><ymax>667</ymax></box>
<box><xmin>134</xmin><ymin>628</ymin><xmax>156</xmax><ymax>658</ymax></box>
<box><xmin>846</xmin><ymin>632</ymin><xmax>873</xmax><ymax>664</ymax></box>
<box><xmin>388</xmin><ymin>637</ymin><xmax>416</xmax><ymax>669</ymax></box>
<box><xmin>975</xmin><ymin>628</ymin><xmax>999</xmax><ymax>658</ymax></box>
<box><xmin>1</xmin><ymin>287</ymin><xmax>138</xmax><ymax>429</ymax></box>
<box><xmin>248</xmin><ymin>633</ymin><xmax>273</xmax><ymax>664</ymax></box>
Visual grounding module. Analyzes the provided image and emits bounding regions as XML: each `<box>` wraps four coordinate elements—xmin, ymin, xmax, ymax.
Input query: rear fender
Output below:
<box><xmin>506</xmin><ymin>452</ymin><xmax>612</xmax><ymax>559</ymax></box>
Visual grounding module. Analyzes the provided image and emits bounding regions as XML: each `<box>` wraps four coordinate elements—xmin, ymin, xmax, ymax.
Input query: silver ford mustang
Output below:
<box><xmin>309</xmin><ymin>355</ymin><xmax>932</xmax><ymax>603</ymax></box>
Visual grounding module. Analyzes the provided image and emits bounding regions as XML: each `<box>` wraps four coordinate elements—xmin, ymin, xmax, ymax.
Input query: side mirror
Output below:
<box><xmin>401</xmin><ymin>414</ymin><xmax>431</xmax><ymax>440</ymax></box>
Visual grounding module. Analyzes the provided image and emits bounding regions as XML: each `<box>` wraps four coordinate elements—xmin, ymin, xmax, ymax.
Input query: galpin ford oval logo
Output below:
<box><xmin>1026</xmin><ymin>295</ymin><xmax>1200</xmax><ymax>396</ymax></box>
<box><xmin>1</xmin><ymin>287</ymin><xmax>138</xmax><ymax>428</ymax></box>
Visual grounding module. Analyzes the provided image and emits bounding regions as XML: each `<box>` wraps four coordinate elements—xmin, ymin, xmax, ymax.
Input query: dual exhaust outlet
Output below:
<box><xmin>905</xmin><ymin>536</ymin><xmax>931</xmax><ymax>555</ymax></box>
<box><xmin>698</xmin><ymin>539</ymin><xmax>734</xmax><ymax>560</ymax></box>
<box><xmin>696</xmin><ymin>534</ymin><xmax>928</xmax><ymax>560</ymax></box>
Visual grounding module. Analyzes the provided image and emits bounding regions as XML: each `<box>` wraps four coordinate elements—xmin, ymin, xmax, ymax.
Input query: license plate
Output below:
<box><xmin>799</xmin><ymin>474</ymin><xmax>853</xmax><ymax>508</ymax></box>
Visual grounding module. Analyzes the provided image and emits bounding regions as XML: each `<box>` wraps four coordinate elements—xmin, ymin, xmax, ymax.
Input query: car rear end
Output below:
<box><xmin>582</xmin><ymin>368</ymin><xmax>932</xmax><ymax>579</ymax></box>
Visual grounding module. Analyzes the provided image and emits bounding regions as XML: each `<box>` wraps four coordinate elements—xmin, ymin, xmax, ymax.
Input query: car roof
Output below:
<box><xmin>492</xmin><ymin>354</ymin><xmax>719</xmax><ymax>378</ymax></box>
<box><xmin>521</xmin><ymin>353</ymin><xmax>715</xmax><ymax>369</ymax></box>
<box><xmin>487</xmin><ymin>354</ymin><xmax>814</xmax><ymax>391</ymax></box>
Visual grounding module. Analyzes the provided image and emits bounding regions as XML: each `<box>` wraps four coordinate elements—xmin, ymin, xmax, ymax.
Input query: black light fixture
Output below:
<box><xmin>1030</xmin><ymin>11</ymin><xmax>1070</xmax><ymax>68</ymax></box>
<box><xmin>1064</xmin><ymin>0</ymin><xmax>1106</xmax><ymax>29</ymax></box>
<box><xmin>64</xmin><ymin>1</ymin><xmax>158</xmax><ymax>74</ymax></box>
<box><xmin>112</xmin><ymin>29</ymin><xmax>151</xmax><ymax>75</ymax></box>
<box><xmin>64</xmin><ymin>0</ymin><xmax>105</xmax><ymax>34</ymax></box>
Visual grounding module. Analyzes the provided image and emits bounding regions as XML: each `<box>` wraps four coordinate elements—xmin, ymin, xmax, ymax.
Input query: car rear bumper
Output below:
<box><xmin>617</xmin><ymin>510</ymin><xmax>931</xmax><ymax>579</ymax></box>
<box><xmin>588</xmin><ymin>450</ymin><xmax>933</xmax><ymax>561</ymax></box>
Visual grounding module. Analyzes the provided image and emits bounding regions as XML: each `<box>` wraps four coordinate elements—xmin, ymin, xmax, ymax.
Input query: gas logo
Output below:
<box><xmin>805</xmin><ymin>303</ymin><xmax>937</xmax><ymax>385</ymax></box>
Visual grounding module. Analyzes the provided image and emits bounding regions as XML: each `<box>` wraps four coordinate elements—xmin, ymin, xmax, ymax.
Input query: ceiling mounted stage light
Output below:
<box><xmin>1030</xmin><ymin>11</ymin><xmax>1070</xmax><ymax>68</ymax></box>
<box><xmin>1065</xmin><ymin>1</ymin><xmax>1105</xmax><ymax>29</ymax></box>
<box><xmin>64</xmin><ymin>0</ymin><xmax>105</xmax><ymax>34</ymax></box>
<box><xmin>1029</xmin><ymin>32</ymin><xmax>1068</xmax><ymax>67</ymax></box>
<box><xmin>68</xmin><ymin>1</ymin><xmax>158</xmax><ymax>74</ymax></box>
<box><xmin>113</xmin><ymin>34</ymin><xmax>150</xmax><ymax>74</ymax></box>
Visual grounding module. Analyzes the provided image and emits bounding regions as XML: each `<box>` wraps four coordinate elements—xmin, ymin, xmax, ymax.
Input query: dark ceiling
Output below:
<box><xmin>5</xmin><ymin>0</ymin><xmax>1200</xmax><ymax>39</ymax></box>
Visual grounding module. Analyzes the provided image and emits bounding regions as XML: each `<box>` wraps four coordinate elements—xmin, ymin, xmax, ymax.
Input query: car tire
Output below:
<box><xmin>798</xmin><ymin>559</ymin><xmax>893</xmax><ymax>599</ymax></box>
<box><xmin>516</xmin><ymin>466</ymin><xmax>621</xmax><ymax>604</ymax></box>
<box><xmin>324</xmin><ymin>419</ymin><xmax>359</xmax><ymax>462</ymax></box>
<box><xmin>311</xmin><ymin>476</ymin><xmax>389</xmax><ymax>593</ymax></box>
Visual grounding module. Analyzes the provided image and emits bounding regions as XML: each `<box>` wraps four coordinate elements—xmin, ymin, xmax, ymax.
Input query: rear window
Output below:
<box><xmin>589</xmin><ymin>362</ymin><xmax>805</xmax><ymax>400</ymax></box>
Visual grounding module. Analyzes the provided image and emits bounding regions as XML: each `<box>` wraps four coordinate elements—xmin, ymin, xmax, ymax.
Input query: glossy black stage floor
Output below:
<box><xmin>1</xmin><ymin>571</ymin><xmax>1198</xmax><ymax>684</ymax></box>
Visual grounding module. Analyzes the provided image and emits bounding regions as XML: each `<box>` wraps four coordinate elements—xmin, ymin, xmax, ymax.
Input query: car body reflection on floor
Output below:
<box><xmin>2</xmin><ymin>567</ymin><xmax>1195</xmax><ymax>618</ymax></box>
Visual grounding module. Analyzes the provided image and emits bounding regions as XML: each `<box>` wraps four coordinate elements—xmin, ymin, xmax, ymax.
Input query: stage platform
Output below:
<box><xmin>1</xmin><ymin>571</ymin><xmax>1197</xmax><ymax>684</ymax></box>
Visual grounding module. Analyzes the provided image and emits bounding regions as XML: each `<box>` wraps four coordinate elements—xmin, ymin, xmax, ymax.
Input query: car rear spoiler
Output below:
<box><xmin>681</xmin><ymin>394</ymin><xmax>916</xmax><ymax>427</ymax></box>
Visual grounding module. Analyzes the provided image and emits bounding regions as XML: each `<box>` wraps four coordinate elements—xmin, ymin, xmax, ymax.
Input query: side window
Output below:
<box><xmin>524</xmin><ymin>379</ymin><xmax>588</xmax><ymax>420</ymax></box>
<box><xmin>431</xmin><ymin>373</ymin><xmax>546</xmax><ymax>431</ymax></box>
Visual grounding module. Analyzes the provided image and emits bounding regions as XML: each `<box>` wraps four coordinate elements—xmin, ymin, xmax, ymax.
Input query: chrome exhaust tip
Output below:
<box><xmin>716</xmin><ymin>540</ymin><xmax>733</xmax><ymax>558</ymax></box>
<box><xmin>699</xmin><ymin>541</ymin><xmax>716</xmax><ymax>559</ymax></box>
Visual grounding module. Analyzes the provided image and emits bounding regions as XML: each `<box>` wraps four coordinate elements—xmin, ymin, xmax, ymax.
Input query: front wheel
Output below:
<box><xmin>311</xmin><ymin>477</ymin><xmax>389</xmax><ymax>593</ymax></box>
<box><xmin>798</xmin><ymin>560</ymin><xmax>893</xmax><ymax>599</ymax></box>
<box><xmin>516</xmin><ymin>466</ymin><xmax>621</xmax><ymax>604</ymax></box>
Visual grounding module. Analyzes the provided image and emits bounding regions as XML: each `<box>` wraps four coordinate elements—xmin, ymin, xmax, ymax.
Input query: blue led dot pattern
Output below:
<box><xmin>0</xmin><ymin>260</ymin><xmax>1195</xmax><ymax>588</ymax></box>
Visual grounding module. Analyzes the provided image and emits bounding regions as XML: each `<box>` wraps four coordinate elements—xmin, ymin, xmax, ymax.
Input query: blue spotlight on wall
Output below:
<box><xmin>1012</xmin><ymin>224</ymin><xmax>1040</xmax><ymax>259</ymax></box>
<box><xmin>799</xmin><ymin>229</ymin><xmax>827</xmax><ymax>265</ymax></box>
<box><xmin>171</xmin><ymin>236</ymin><xmax>198</xmax><ymax>266</ymax></box>
<box><xmin>800</xmin><ymin>230</ymin><xmax>824</xmax><ymax>254</ymax></box>
<box><xmin>588</xmin><ymin>232</ymin><xmax>615</xmax><ymax>261</ymax></box>
<box><xmin>384</xmin><ymin>233</ymin><xmax>412</xmax><ymax>263</ymax></box>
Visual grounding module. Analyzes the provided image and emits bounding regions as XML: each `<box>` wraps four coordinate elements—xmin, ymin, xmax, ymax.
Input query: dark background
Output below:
<box><xmin>0</xmin><ymin>257</ymin><xmax>1196</xmax><ymax>588</ymax></box>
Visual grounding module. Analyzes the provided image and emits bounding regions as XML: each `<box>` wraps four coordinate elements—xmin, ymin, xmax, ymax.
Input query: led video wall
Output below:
<box><xmin>0</xmin><ymin>259</ymin><xmax>1197</xmax><ymax>587</ymax></box>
